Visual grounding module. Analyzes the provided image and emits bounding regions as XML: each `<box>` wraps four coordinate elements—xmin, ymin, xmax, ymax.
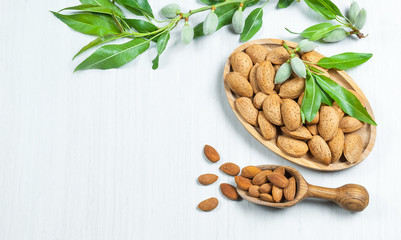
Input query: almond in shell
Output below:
<box><xmin>220</xmin><ymin>183</ymin><xmax>241</xmax><ymax>200</ymax></box>
<box><xmin>308</xmin><ymin>135</ymin><xmax>332</xmax><ymax>165</ymax></box>
<box><xmin>281</xmin><ymin>126</ymin><xmax>312</xmax><ymax>140</ymax></box>
<box><xmin>266</xmin><ymin>46</ymin><xmax>290</xmax><ymax>64</ymax></box>
<box><xmin>235</xmin><ymin>176</ymin><xmax>253</xmax><ymax>190</ymax></box>
<box><xmin>272</xmin><ymin>185</ymin><xmax>283</xmax><ymax>202</ymax></box>
<box><xmin>339</xmin><ymin>116</ymin><xmax>364</xmax><ymax>133</ymax></box>
<box><xmin>301</xmin><ymin>51</ymin><xmax>324</xmax><ymax>63</ymax></box>
<box><xmin>235</xmin><ymin>97</ymin><xmax>258</xmax><ymax>126</ymax></box>
<box><xmin>266</xmin><ymin>173</ymin><xmax>289</xmax><ymax>188</ymax></box>
<box><xmin>226</xmin><ymin>72</ymin><xmax>253</xmax><ymax>98</ymax></box>
<box><xmin>278</xmin><ymin>77</ymin><xmax>305</xmax><ymax>99</ymax></box>
<box><xmin>198</xmin><ymin>197</ymin><xmax>219</xmax><ymax>211</ymax></box>
<box><xmin>230</xmin><ymin>52</ymin><xmax>253</xmax><ymax>79</ymax></box>
<box><xmin>263</xmin><ymin>93</ymin><xmax>283</xmax><ymax>126</ymax></box>
<box><xmin>253</xmin><ymin>92</ymin><xmax>267</xmax><ymax>109</ymax></box>
<box><xmin>249</xmin><ymin>63</ymin><xmax>261</xmax><ymax>94</ymax></box>
<box><xmin>318</xmin><ymin>106</ymin><xmax>340</xmax><ymax>141</ymax></box>
<box><xmin>328</xmin><ymin>129</ymin><xmax>344</xmax><ymax>163</ymax></box>
<box><xmin>219</xmin><ymin>162</ymin><xmax>240</xmax><ymax>176</ymax></box>
<box><xmin>258</xmin><ymin>112</ymin><xmax>277</xmax><ymax>140</ymax></box>
<box><xmin>306</xmin><ymin>124</ymin><xmax>318</xmax><ymax>136</ymax></box>
<box><xmin>246</xmin><ymin>44</ymin><xmax>269</xmax><ymax>64</ymax></box>
<box><xmin>204</xmin><ymin>145</ymin><xmax>220</xmax><ymax>163</ymax></box>
<box><xmin>283</xmin><ymin>177</ymin><xmax>296</xmax><ymax>201</ymax></box>
<box><xmin>332</xmin><ymin>102</ymin><xmax>345</xmax><ymax>120</ymax></box>
<box><xmin>281</xmin><ymin>99</ymin><xmax>302</xmax><ymax>131</ymax></box>
<box><xmin>256</xmin><ymin>61</ymin><xmax>275</xmax><ymax>94</ymax></box>
<box><xmin>241</xmin><ymin>166</ymin><xmax>262</xmax><ymax>179</ymax></box>
<box><xmin>277</xmin><ymin>135</ymin><xmax>309</xmax><ymax>157</ymax></box>
<box><xmin>198</xmin><ymin>174</ymin><xmax>218</xmax><ymax>185</ymax></box>
<box><xmin>344</xmin><ymin>134</ymin><xmax>363</xmax><ymax>164</ymax></box>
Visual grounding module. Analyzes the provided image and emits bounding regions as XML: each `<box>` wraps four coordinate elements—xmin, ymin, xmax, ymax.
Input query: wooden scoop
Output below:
<box><xmin>237</xmin><ymin>165</ymin><xmax>369</xmax><ymax>212</ymax></box>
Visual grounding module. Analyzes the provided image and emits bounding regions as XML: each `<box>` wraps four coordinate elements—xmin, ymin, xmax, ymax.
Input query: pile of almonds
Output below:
<box><xmin>235</xmin><ymin>166</ymin><xmax>296</xmax><ymax>203</ymax></box>
<box><xmin>226</xmin><ymin>44</ymin><xmax>366</xmax><ymax>165</ymax></box>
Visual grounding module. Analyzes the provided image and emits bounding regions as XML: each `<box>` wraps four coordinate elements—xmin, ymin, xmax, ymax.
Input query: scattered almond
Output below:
<box><xmin>198</xmin><ymin>174</ymin><xmax>218</xmax><ymax>185</ymax></box>
<box><xmin>198</xmin><ymin>197</ymin><xmax>219</xmax><ymax>211</ymax></box>
<box><xmin>220</xmin><ymin>183</ymin><xmax>241</xmax><ymax>201</ymax></box>
<box><xmin>204</xmin><ymin>145</ymin><xmax>220</xmax><ymax>163</ymax></box>
<box><xmin>241</xmin><ymin>166</ymin><xmax>262</xmax><ymax>179</ymax></box>
<box><xmin>220</xmin><ymin>162</ymin><xmax>240</xmax><ymax>176</ymax></box>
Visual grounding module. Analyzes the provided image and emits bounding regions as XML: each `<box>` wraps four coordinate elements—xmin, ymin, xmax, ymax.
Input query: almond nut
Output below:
<box><xmin>262</xmin><ymin>93</ymin><xmax>283</xmax><ymax>126</ymax></box>
<box><xmin>284</xmin><ymin>177</ymin><xmax>296</xmax><ymax>201</ymax></box>
<box><xmin>301</xmin><ymin>51</ymin><xmax>324</xmax><ymax>63</ymax></box>
<box><xmin>246</xmin><ymin>44</ymin><xmax>269</xmax><ymax>64</ymax></box>
<box><xmin>220</xmin><ymin>183</ymin><xmax>241</xmax><ymax>201</ymax></box>
<box><xmin>272</xmin><ymin>185</ymin><xmax>283</xmax><ymax>202</ymax></box>
<box><xmin>318</xmin><ymin>106</ymin><xmax>340</xmax><ymax>141</ymax></box>
<box><xmin>273</xmin><ymin>166</ymin><xmax>286</xmax><ymax>175</ymax></box>
<box><xmin>252</xmin><ymin>170</ymin><xmax>272</xmax><ymax>185</ymax></box>
<box><xmin>281</xmin><ymin>126</ymin><xmax>312</xmax><ymax>140</ymax></box>
<box><xmin>258</xmin><ymin>112</ymin><xmax>277</xmax><ymax>140</ymax></box>
<box><xmin>266</xmin><ymin>46</ymin><xmax>290</xmax><ymax>64</ymax></box>
<box><xmin>241</xmin><ymin>166</ymin><xmax>262</xmax><ymax>179</ymax></box>
<box><xmin>253</xmin><ymin>92</ymin><xmax>268</xmax><ymax>109</ymax></box>
<box><xmin>308</xmin><ymin>135</ymin><xmax>332</xmax><ymax>165</ymax></box>
<box><xmin>259</xmin><ymin>183</ymin><xmax>272</xmax><ymax>194</ymax></box>
<box><xmin>219</xmin><ymin>162</ymin><xmax>240</xmax><ymax>176</ymax></box>
<box><xmin>266</xmin><ymin>173</ymin><xmax>289</xmax><ymax>188</ymax></box>
<box><xmin>249</xmin><ymin>63</ymin><xmax>261</xmax><ymax>94</ymax></box>
<box><xmin>248</xmin><ymin>185</ymin><xmax>261</xmax><ymax>197</ymax></box>
<box><xmin>198</xmin><ymin>174</ymin><xmax>218</xmax><ymax>185</ymax></box>
<box><xmin>332</xmin><ymin>102</ymin><xmax>345</xmax><ymax>120</ymax></box>
<box><xmin>198</xmin><ymin>197</ymin><xmax>219</xmax><ymax>211</ymax></box>
<box><xmin>277</xmin><ymin>135</ymin><xmax>309</xmax><ymax>157</ymax></box>
<box><xmin>235</xmin><ymin>176</ymin><xmax>253</xmax><ymax>190</ymax></box>
<box><xmin>260</xmin><ymin>193</ymin><xmax>274</xmax><ymax>202</ymax></box>
<box><xmin>344</xmin><ymin>134</ymin><xmax>363</xmax><ymax>164</ymax></box>
<box><xmin>279</xmin><ymin>77</ymin><xmax>305</xmax><ymax>99</ymax></box>
<box><xmin>226</xmin><ymin>72</ymin><xmax>253</xmax><ymax>98</ymax></box>
<box><xmin>281</xmin><ymin>99</ymin><xmax>302</xmax><ymax>131</ymax></box>
<box><xmin>230</xmin><ymin>52</ymin><xmax>253</xmax><ymax>79</ymax></box>
<box><xmin>328</xmin><ymin>129</ymin><xmax>344</xmax><ymax>163</ymax></box>
<box><xmin>235</xmin><ymin>97</ymin><xmax>259</xmax><ymax>126</ymax></box>
<box><xmin>256</xmin><ymin>61</ymin><xmax>275</xmax><ymax>94</ymax></box>
<box><xmin>204</xmin><ymin>145</ymin><xmax>220</xmax><ymax>163</ymax></box>
<box><xmin>306</xmin><ymin>124</ymin><xmax>318</xmax><ymax>136</ymax></box>
<box><xmin>339</xmin><ymin>116</ymin><xmax>364</xmax><ymax>133</ymax></box>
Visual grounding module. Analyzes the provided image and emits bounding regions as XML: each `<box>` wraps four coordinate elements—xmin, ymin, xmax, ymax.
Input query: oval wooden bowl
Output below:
<box><xmin>223</xmin><ymin>38</ymin><xmax>376</xmax><ymax>171</ymax></box>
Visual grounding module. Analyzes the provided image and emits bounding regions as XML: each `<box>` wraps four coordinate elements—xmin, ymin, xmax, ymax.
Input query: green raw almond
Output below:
<box><xmin>348</xmin><ymin>1</ymin><xmax>360</xmax><ymax>23</ymax></box>
<box><xmin>317</xmin><ymin>52</ymin><xmax>373</xmax><ymax>70</ymax></box>
<box><xmin>290</xmin><ymin>57</ymin><xmax>306</xmax><ymax>78</ymax></box>
<box><xmin>75</xmin><ymin>38</ymin><xmax>150</xmax><ymax>71</ymax></box>
<box><xmin>323</xmin><ymin>28</ymin><xmax>347</xmax><ymax>42</ymax></box>
<box><xmin>240</xmin><ymin>8</ymin><xmax>263</xmax><ymax>42</ymax></box>
<box><xmin>274</xmin><ymin>62</ymin><xmax>292</xmax><ymax>84</ymax></box>
<box><xmin>314</xmin><ymin>74</ymin><xmax>376</xmax><ymax>126</ymax></box>
<box><xmin>203</xmin><ymin>12</ymin><xmax>219</xmax><ymax>35</ymax></box>
<box><xmin>232</xmin><ymin>9</ymin><xmax>245</xmax><ymax>34</ymax></box>
<box><xmin>181</xmin><ymin>25</ymin><xmax>194</xmax><ymax>44</ymax></box>
<box><xmin>298</xmin><ymin>39</ymin><xmax>317</xmax><ymax>53</ymax></box>
<box><xmin>161</xmin><ymin>3</ymin><xmax>180</xmax><ymax>19</ymax></box>
<box><xmin>355</xmin><ymin>8</ymin><xmax>367</xmax><ymax>30</ymax></box>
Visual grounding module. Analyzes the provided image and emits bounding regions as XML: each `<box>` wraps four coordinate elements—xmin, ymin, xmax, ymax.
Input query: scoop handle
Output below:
<box><xmin>306</xmin><ymin>184</ymin><xmax>369</xmax><ymax>212</ymax></box>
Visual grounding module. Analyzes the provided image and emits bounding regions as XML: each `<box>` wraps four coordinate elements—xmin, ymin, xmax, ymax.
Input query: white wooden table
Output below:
<box><xmin>1</xmin><ymin>0</ymin><xmax>400</xmax><ymax>239</ymax></box>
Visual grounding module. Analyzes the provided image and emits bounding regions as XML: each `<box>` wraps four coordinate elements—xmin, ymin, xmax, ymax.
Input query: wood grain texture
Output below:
<box><xmin>224</xmin><ymin>39</ymin><xmax>376</xmax><ymax>171</ymax></box>
<box><xmin>237</xmin><ymin>165</ymin><xmax>369</xmax><ymax>212</ymax></box>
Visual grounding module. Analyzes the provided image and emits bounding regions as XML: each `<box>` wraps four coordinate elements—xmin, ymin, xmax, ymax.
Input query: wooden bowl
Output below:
<box><xmin>223</xmin><ymin>39</ymin><xmax>376</xmax><ymax>171</ymax></box>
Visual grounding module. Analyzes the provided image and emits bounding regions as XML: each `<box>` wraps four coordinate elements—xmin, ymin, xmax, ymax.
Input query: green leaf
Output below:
<box><xmin>317</xmin><ymin>52</ymin><xmax>373</xmax><ymax>70</ymax></box>
<box><xmin>278</xmin><ymin>0</ymin><xmax>295</xmax><ymax>8</ymax></box>
<box><xmin>301</xmin><ymin>72</ymin><xmax>321</xmax><ymax>123</ymax></box>
<box><xmin>316</xmin><ymin>0</ymin><xmax>343</xmax><ymax>18</ymax></box>
<box><xmin>73</xmin><ymin>34</ymin><xmax>126</xmax><ymax>59</ymax></box>
<box><xmin>194</xmin><ymin>4</ymin><xmax>239</xmax><ymax>38</ymax></box>
<box><xmin>314</xmin><ymin>74</ymin><xmax>376</xmax><ymax>125</ymax></box>
<box><xmin>240</xmin><ymin>8</ymin><xmax>264</xmax><ymax>42</ymax></box>
<box><xmin>115</xmin><ymin>0</ymin><xmax>153</xmax><ymax>18</ymax></box>
<box><xmin>245</xmin><ymin>0</ymin><xmax>261</xmax><ymax>7</ymax></box>
<box><xmin>309</xmin><ymin>25</ymin><xmax>342</xmax><ymax>41</ymax></box>
<box><xmin>200</xmin><ymin>0</ymin><xmax>224</xmax><ymax>5</ymax></box>
<box><xmin>60</xmin><ymin>4</ymin><xmax>116</xmax><ymax>15</ymax></box>
<box><xmin>318</xmin><ymin>83</ymin><xmax>333</xmax><ymax>105</ymax></box>
<box><xmin>75</xmin><ymin>38</ymin><xmax>150</xmax><ymax>71</ymax></box>
<box><xmin>296</xmin><ymin>23</ymin><xmax>334</xmax><ymax>38</ymax></box>
<box><xmin>304</xmin><ymin>0</ymin><xmax>337</xmax><ymax>20</ymax></box>
<box><xmin>124</xmin><ymin>19</ymin><xmax>158</xmax><ymax>33</ymax></box>
<box><xmin>152</xmin><ymin>32</ymin><xmax>170</xmax><ymax>70</ymax></box>
<box><xmin>52</xmin><ymin>12</ymin><xmax>120</xmax><ymax>36</ymax></box>
<box><xmin>79</xmin><ymin>0</ymin><xmax>124</xmax><ymax>17</ymax></box>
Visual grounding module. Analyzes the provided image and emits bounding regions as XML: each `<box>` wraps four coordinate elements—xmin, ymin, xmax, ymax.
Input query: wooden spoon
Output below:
<box><xmin>237</xmin><ymin>165</ymin><xmax>369</xmax><ymax>212</ymax></box>
<box><xmin>224</xmin><ymin>38</ymin><xmax>376</xmax><ymax>171</ymax></box>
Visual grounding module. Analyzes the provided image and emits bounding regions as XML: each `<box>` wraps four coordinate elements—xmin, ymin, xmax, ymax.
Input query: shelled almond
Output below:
<box><xmin>226</xmin><ymin>44</ymin><xmax>368</xmax><ymax>166</ymax></box>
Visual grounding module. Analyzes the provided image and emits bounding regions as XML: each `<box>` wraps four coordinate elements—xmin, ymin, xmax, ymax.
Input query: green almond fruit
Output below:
<box><xmin>348</xmin><ymin>1</ymin><xmax>360</xmax><ymax>23</ymax></box>
<box><xmin>203</xmin><ymin>12</ymin><xmax>219</xmax><ymax>35</ymax></box>
<box><xmin>298</xmin><ymin>39</ymin><xmax>317</xmax><ymax>53</ymax></box>
<box><xmin>161</xmin><ymin>3</ymin><xmax>180</xmax><ymax>19</ymax></box>
<box><xmin>355</xmin><ymin>8</ymin><xmax>367</xmax><ymax>30</ymax></box>
<box><xmin>290</xmin><ymin>57</ymin><xmax>306</xmax><ymax>78</ymax></box>
<box><xmin>232</xmin><ymin>9</ymin><xmax>245</xmax><ymax>34</ymax></box>
<box><xmin>275</xmin><ymin>62</ymin><xmax>292</xmax><ymax>84</ymax></box>
<box><xmin>181</xmin><ymin>24</ymin><xmax>194</xmax><ymax>44</ymax></box>
<box><xmin>323</xmin><ymin>28</ymin><xmax>347</xmax><ymax>43</ymax></box>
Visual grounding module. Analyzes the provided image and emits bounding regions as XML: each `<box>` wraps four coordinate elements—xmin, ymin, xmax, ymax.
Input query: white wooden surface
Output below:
<box><xmin>0</xmin><ymin>0</ymin><xmax>400</xmax><ymax>239</ymax></box>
